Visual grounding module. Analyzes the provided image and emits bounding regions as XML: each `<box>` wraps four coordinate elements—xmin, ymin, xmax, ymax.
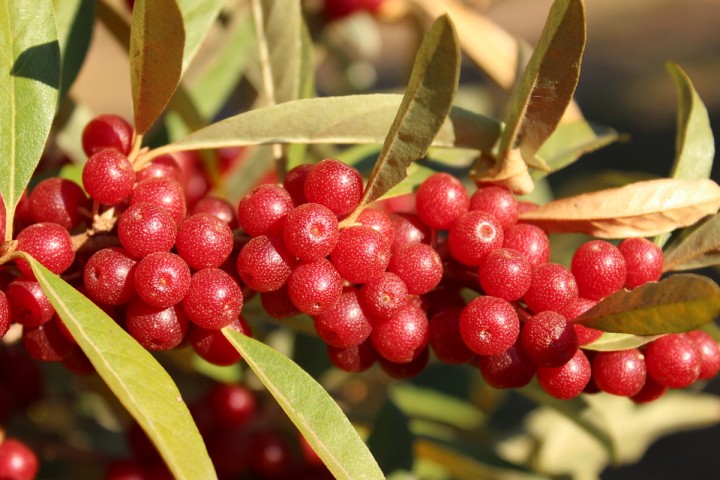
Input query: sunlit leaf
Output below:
<box><xmin>367</xmin><ymin>399</ymin><xmax>414</xmax><ymax>475</ymax></box>
<box><xmin>175</xmin><ymin>0</ymin><xmax>222</xmax><ymax>74</ymax></box>
<box><xmin>519</xmin><ymin>178</ymin><xmax>720</xmax><ymax>238</ymax></box>
<box><xmin>53</xmin><ymin>0</ymin><xmax>94</xmax><ymax>102</ymax></box>
<box><xmin>130</xmin><ymin>0</ymin><xmax>185</xmax><ymax>134</ymax></box>
<box><xmin>582</xmin><ymin>332</ymin><xmax>663</xmax><ymax>352</ymax></box>
<box><xmin>222</xmin><ymin>329</ymin><xmax>384</xmax><ymax>480</ymax></box>
<box><xmin>379</xmin><ymin>163</ymin><xmax>436</xmax><ymax>201</ymax></box>
<box><xmin>0</xmin><ymin>0</ymin><xmax>60</xmax><ymax>239</ymax></box>
<box><xmin>663</xmin><ymin>213</ymin><xmax>720</xmax><ymax>272</ymax></box>
<box><xmin>575</xmin><ymin>274</ymin><xmax>720</xmax><ymax>334</ymax></box>
<box><xmin>27</xmin><ymin>257</ymin><xmax>217</xmax><ymax>480</ymax></box>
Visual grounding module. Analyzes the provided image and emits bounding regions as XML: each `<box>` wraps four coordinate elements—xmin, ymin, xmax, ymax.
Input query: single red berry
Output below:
<box><xmin>236</xmin><ymin>235</ymin><xmax>295</xmax><ymax>292</ymax></box>
<box><xmin>357</xmin><ymin>208</ymin><xmax>394</xmax><ymax>249</ymax></box>
<box><xmin>0</xmin><ymin>291</ymin><xmax>9</xmax><ymax>338</ymax></box>
<box><xmin>191</xmin><ymin>196</ymin><xmax>237</xmax><ymax>228</ymax></box>
<box><xmin>182</xmin><ymin>268</ymin><xmax>243</xmax><ymax>329</ymax></box>
<box><xmin>592</xmin><ymin>348</ymin><xmax>647</xmax><ymax>397</ymax></box>
<box><xmin>685</xmin><ymin>330</ymin><xmax>720</xmax><ymax>380</ymax></box>
<box><xmin>249</xmin><ymin>431</ymin><xmax>293</xmax><ymax>479</ymax></box>
<box><xmin>29</xmin><ymin>177</ymin><xmax>90</xmax><ymax>229</ymax></box>
<box><xmin>84</xmin><ymin>247</ymin><xmax>138</xmax><ymax>305</ymax></box>
<box><xmin>479</xmin><ymin>248</ymin><xmax>532</xmax><ymax>301</ymax></box>
<box><xmin>630</xmin><ymin>375</ymin><xmax>668</xmax><ymax>404</ymax></box>
<box><xmin>357</xmin><ymin>272</ymin><xmax>409</xmax><ymax>321</ymax></box>
<box><xmin>15</xmin><ymin>222</ymin><xmax>75</xmax><ymax>278</ymax></box>
<box><xmin>136</xmin><ymin>153</ymin><xmax>184</xmax><ymax>184</ymax></box>
<box><xmin>205</xmin><ymin>383</ymin><xmax>256</xmax><ymax>428</ymax></box>
<box><xmin>536</xmin><ymin>348</ymin><xmax>591</xmax><ymax>400</ymax></box>
<box><xmin>304</xmin><ymin>158</ymin><xmax>364</xmax><ymax>217</ymax></box>
<box><xmin>502</xmin><ymin>223</ymin><xmax>550</xmax><ymax>267</ymax></box>
<box><xmin>283</xmin><ymin>164</ymin><xmax>314</xmax><ymax>206</ymax></box>
<box><xmin>82</xmin><ymin>113</ymin><xmax>133</xmax><ymax>156</ymax></box>
<box><xmin>283</xmin><ymin>203</ymin><xmax>339</xmax><ymax>261</ymax></box>
<box><xmin>118</xmin><ymin>202</ymin><xmax>177</xmax><ymax>259</ymax></box>
<box><xmin>134</xmin><ymin>252</ymin><xmax>191</xmax><ymax>308</ymax></box>
<box><xmin>314</xmin><ymin>288</ymin><xmax>372</xmax><ymax>348</ymax></box>
<box><xmin>190</xmin><ymin>316</ymin><xmax>251</xmax><ymax>366</ymax></box>
<box><xmin>331</xmin><ymin>225</ymin><xmax>391</xmax><ymax>284</ymax></box>
<box><xmin>378</xmin><ymin>347</ymin><xmax>429</xmax><ymax>379</ymax></box>
<box><xmin>429</xmin><ymin>307</ymin><xmax>476</xmax><ymax>364</ymax></box>
<box><xmin>415</xmin><ymin>172</ymin><xmax>469</xmax><ymax>230</ymax></box>
<box><xmin>0</xmin><ymin>437</ymin><xmax>39</xmax><ymax>480</ymax></box>
<box><xmin>459</xmin><ymin>296</ymin><xmax>519</xmax><ymax>356</ymax></box>
<box><xmin>260</xmin><ymin>284</ymin><xmax>301</xmax><ymax>319</ymax></box>
<box><xmin>287</xmin><ymin>259</ymin><xmax>343</xmax><ymax>316</ymax></box>
<box><xmin>387</xmin><ymin>242</ymin><xmax>443</xmax><ymax>295</ymax></box>
<box><xmin>83</xmin><ymin>149</ymin><xmax>136</xmax><ymax>205</ymax></box>
<box><xmin>237</xmin><ymin>183</ymin><xmax>294</xmax><ymax>237</ymax></box>
<box><xmin>175</xmin><ymin>213</ymin><xmax>234</xmax><ymax>270</ymax></box>
<box><xmin>469</xmin><ymin>185</ymin><xmax>518</xmax><ymax>229</ymax></box>
<box><xmin>327</xmin><ymin>338</ymin><xmax>378</xmax><ymax>372</ymax></box>
<box><xmin>448</xmin><ymin>211</ymin><xmax>504</xmax><ymax>266</ymax></box>
<box><xmin>5</xmin><ymin>278</ymin><xmax>55</xmax><ymax>327</ymax></box>
<box><xmin>476</xmin><ymin>340</ymin><xmax>536</xmax><ymax>389</ymax></box>
<box><xmin>131</xmin><ymin>177</ymin><xmax>186</xmax><ymax>225</ymax></box>
<box><xmin>371</xmin><ymin>303</ymin><xmax>429</xmax><ymax>363</ymax></box>
<box><xmin>523</xmin><ymin>263</ymin><xmax>578</xmax><ymax>314</ymax></box>
<box><xmin>421</xmin><ymin>286</ymin><xmax>466</xmax><ymax>318</ymax></box>
<box><xmin>125</xmin><ymin>300</ymin><xmax>189</xmax><ymax>351</ymax></box>
<box><xmin>521</xmin><ymin>310</ymin><xmax>578</xmax><ymax>368</ymax></box>
<box><xmin>645</xmin><ymin>333</ymin><xmax>701</xmax><ymax>388</ymax></box>
<box><xmin>571</xmin><ymin>240</ymin><xmax>627</xmax><ymax>300</ymax></box>
<box><xmin>388</xmin><ymin>212</ymin><xmax>430</xmax><ymax>253</ymax></box>
<box><xmin>22</xmin><ymin>319</ymin><xmax>75</xmax><ymax>362</ymax></box>
<box><xmin>618</xmin><ymin>237</ymin><xmax>663</xmax><ymax>289</ymax></box>
<box><xmin>556</xmin><ymin>297</ymin><xmax>602</xmax><ymax>345</ymax></box>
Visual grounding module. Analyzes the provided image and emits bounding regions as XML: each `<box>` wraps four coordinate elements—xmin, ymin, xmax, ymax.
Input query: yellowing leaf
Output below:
<box><xmin>575</xmin><ymin>274</ymin><xmax>720</xmax><ymax>335</ymax></box>
<box><xmin>582</xmin><ymin>333</ymin><xmax>663</xmax><ymax>352</ymax></box>
<box><xmin>663</xmin><ymin>213</ymin><xmax>720</xmax><ymax>272</ymax></box>
<box><xmin>130</xmin><ymin>0</ymin><xmax>185</xmax><ymax>134</ymax></box>
<box><xmin>519</xmin><ymin>178</ymin><xmax>720</xmax><ymax>238</ymax></box>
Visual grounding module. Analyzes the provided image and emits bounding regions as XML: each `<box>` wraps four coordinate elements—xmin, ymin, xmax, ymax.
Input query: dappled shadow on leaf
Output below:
<box><xmin>11</xmin><ymin>41</ymin><xmax>61</xmax><ymax>89</ymax></box>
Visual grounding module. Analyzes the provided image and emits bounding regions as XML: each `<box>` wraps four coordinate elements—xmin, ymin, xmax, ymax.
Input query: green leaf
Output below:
<box><xmin>52</xmin><ymin>0</ymin><xmax>94</xmax><ymax>102</ymax></box>
<box><xmin>582</xmin><ymin>332</ymin><xmax>663</xmax><ymax>352</ymax></box>
<box><xmin>380</xmin><ymin>163</ymin><xmax>436</xmax><ymax>201</ymax></box>
<box><xmin>175</xmin><ymin>0</ymin><xmax>222</xmax><ymax>74</ymax></box>
<box><xmin>389</xmin><ymin>384</ymin><xmax>485</xmax><ymax>431</ymax></box>
<box><xmin>575</xmin><ymin>274</ymin><xmax>720</xmax><ymax>334</ymax></box>
<box><xmin>0</xmin><ymin>0</ymin><xmax>60</xmax><ymax>239</ymax></box>
<box><xmin>663</xmin><ymin>213</ymin><xmax>720</xmax><ymax>272</ymax></box>
<box><xmin>497</xmin><ymin>0</ymin><xmax>586</xmax><ymax>167</ymax></box>
<box><xmin>146</xmin><ymin>94</ymin><xmax>500</xmax><ymax>160</ymax></box>
<box><xmin>222</xmin><ymin>329</ymin><xmax>384</xmax><ymax>480</ymax></box>
<box><xmin>367</xmin><ymin>399</ymin><xmax>414</xmax><ymax>475</ymax></box>
<box><xmin>26</xmin><ymin>257</ymin><xmax>217</xmax><ymax>480</ymax></box>
<box><xmin>130</xmin><ymin>0</ymin><xmax>185</xmax><ymax>134</ymax></box>
<box><xmin>350</xmin><ymin>15</ymin><xmax>460</xmax><ymax>221</ymax></box>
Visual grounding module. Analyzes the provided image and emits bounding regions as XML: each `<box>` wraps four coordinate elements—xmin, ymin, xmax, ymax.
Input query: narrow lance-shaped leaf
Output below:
<box><xmin>575</xmin><ymin>274</ymin><xmax>720</xmax><ymax>335</ymax></box>
<box><xmin>26</xmin><ymin>256</ymin><xmax>217</xmax><ymax>480</ymax></box>
<box><xmin>663</xmin><ymin>213</ymin><xmax>720</xmax><ymax>272</ymax></box>
<box><xmin>582</xmin><ymin>333</ymin><xmax>663</xmax><ymax>352</ymax></box>
<box><xmin>175</xmin><ymin>0</ymin><xmax>222</xmax><ymax>74</ymax></box>
<box><xmin>52</xmin><ymin>0</ymin><xmax>94</xmax><ymax>102</ymax></box>
<box><xmin>222</xmin><ymin>329</ymin><xmax>384</xmax><ymax>480</ymax></box>
<box><xmin>0</xmin><ymin>0</ymin><xmax>60</xmax><ymax>240</ymax></box>
<box><xmin>130</xmin><ymin>0</ymin><xmax>185</xmax><ymax>134</ymax></box>
<box><xmin>144</xmin><ymin>94</ymin><xmax>500</xmax><ymax>161</ymax></box>
<box><xmin>519</xmin><ymin>178</ymin><xmax>720</xmax><ymax>238</ymax></box>
<box><xmin>345</xmin><ymin>15</ymin><xmax>460</xmax><ymax>223</ymax></box>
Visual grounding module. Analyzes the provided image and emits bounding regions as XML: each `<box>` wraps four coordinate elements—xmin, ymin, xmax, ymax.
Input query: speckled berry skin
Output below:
<box><xmin>429</xmin><ymin>307</ymin><xmax>476</xmax><ymax>365</ymax></box>
<box><xmin>16</xmin><ymin>222</ymin><xmax>75</xmax><ymax>278</ymax></box>
<box><xmin>182</xmin><ymin>268</ymin><xmax>243</xmax><ymax>329</ymax></box>
<box><xmin>190</xmin><ymin>316</ymin><xmax>251</xmax><ymax>366</ymax></box>
<box><xmin>0</xmin><ymin>437</ymin><xmax>39</xmax><ymax>480</ymax></box>
<box><xmin>415</xmin><ymin>172</ymin><xmax>469</xmax><ymax>230</ymax></box>
<box><xmin>523</xmin><ymin>263</ymin><xmax>578</xmax><ymax>314</ymax></box>
<box><xmin>358</xmin><ymin>272</ymin><xmax>409</xmax><ymax>321</ymax></box>
<box><xmin>283</xmin><ymin>163</ymin><xmax>313</xmax><ymax>206</ymax></box>
<box><xmin>83</xmin><ymin>149</ymin><xmax>136</xmax><ymax>206</ymax></box>
<box><xmin>191</xmin><ymin>196</ymin><xmax>238</xmax><ymax>228</ymax></box>
<box><xmin>571</xmin><ymin>240</ymin><xmax>627</xmax><ymax>300</ymax></box>
<box><xmin>6</xmin><ymin>278</ymin><xmax>55</xmax><ymax>327</ymax></box>
<box><xmin>136</xmin><ymin>154</ymin><xmax>184</xmax><ymax>184</ymax></box>
<box><xmin>314</xmin><ymin>288</ymin><xmax>372</xmax><ymax>348</ymax></box>
<box><xmin>287</xmin><ymin>258</ymin><xmax>343</xmax><ymax>316</ymax></box>
<box><xmin>260</xmin><ymin>285</ymin><xmax>300</xmax><ymax>319</ymax></box>
<box><xmin>175</xmin><ymin>213</ymin><xmax>234</xmax><ymax>269</ymax></box>
<box><xmin>84</xmin><ymin>247</ymin><xmax>138</xmax><ymax>305</ymax></box>
<box><xmin>536</xmin><ymin>348</ymin><xmax>591</xmax><ymax>400</ymax></box>
<box><xmin>130</xmin><ymin>177</ymin><xmax>187</xmax><ymax>225</ymax></box>
<box><xmin>283</xmin><ymin>203</ymin><xmax>339</xmax><ymax>261</ymax></box>
<box><xmin>118</xmin><ymin>202</ymin><xmax>177</xmax><ymax>259</ymax></box>
<box><xmin>618</xmin><ymin>237</ymin><xmax>663</xmax><ymax>288</ymax></box>
<box><xmin>125</xmin><ymin>300</ymin><xmax>189</xmax><ymax>351</ymax></box>
<box><xmin>502</xmin><ymin>224</ymin><xmax>550</xmax><ymax>267</ymax></box>
<box><xmin>134</xmin><ymin>252</ymin><xmax>191</xmax><ymax>308</ymax></box>
<box><xmin>477</xmin><ymin>341</ymin><xmax>536</xmax><ymax>389</ymax></box>
<box><xmin>331</xmin><ymin>225</ymin><xmax>391</xmax><ymax>284</ymax></box>
<box><xmin>29</xmin><ymin>177</ymin><xmax>90</xmax><ymax>229</ymax></box>
<box><xmin>81</xmin><ymin>113</ymin><xmax>133</xmax><ymax>156</ymax></box>
<box><xmin>371</xmin><ymin>303</ymin><xmax>429</xmax><ymax>363</ymax></box>
<box><xmin>327</xmin><ymin>338</ymin><xmax>378</xmax><ymax>372</ymax></box>
<box><xmin>0</xmin><ymin>291</ymin><xmax>9</xmax><ymax>338</ymax></box>
<box><xmin>560</xmin><ymin>297</ymin><xmax>602</xmax><ymax>345</ymax></box>
<box><xmin>685</xmin><ymin>330</ymin><xmax>720</xmax><ymax>380</ymax></box>
<box><xmin>303</xmin><ymin>158</ymin><xmax>363</xmax><ymax>217</ymax></box>
<box><xmin>236</xmin><ymin>235</ymin><xmax>296</xmax><ymax>292</ymax></box>
<box><xmin>479</xmin><ymin>248</ymin><xmax>532</xmax><ymax>301</ymax></box>
<box><xmin>593</xmin><ymin>348</ymin><xmax>647</xmax><ymax>397</ymax></box>
<box><xmin>469</xmin><ymin>185</ymin><xmax>518</xmax><ymax>229</ymax></box>
<box><xmin>388</xmin><ymin>242</ymin><xmax>443</xmax><ymax>295</ymax></box>
<box><xmin>379</xmin><ymin>347</ymin><xmax>429</xmax><ymax>379</ymax></box>
<box><xmin>459</xmin><ymin>296</ymin><xmax>519</xmax><ymax>356</ymax></box>
<box><xmin>357</xmin><ymin>208</ymin><xmax>395</xmax><ymax>248</ymax></box>
<box><xmin>237</xmin><ymin>184</ymin><xmax>294</xmax><ymax>237</ymax></box>
<box><xmin>22</xmin><ymin>319</ymin><xmax>75</xmax><ymax>362</ymax></box>
<box><xmin>645</xmin><ymin>333</ymin><xmax>701</xmax><ymax>388</ymax></box>
<box><xmin>520</xmin><ymin>311</ymin><xmax>577</xmax><ymax>367</ymax></box>
<box><xmin>448</xmin><ymin>211</ymin><xmax>504</xmax><ymax>266</ymax></box>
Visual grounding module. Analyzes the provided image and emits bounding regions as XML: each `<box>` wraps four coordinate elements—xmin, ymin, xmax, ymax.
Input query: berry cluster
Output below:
<box><xmin>106</xmin><ymin>382</ymin><xmax>331</xmax><ymax>480</ymax></box>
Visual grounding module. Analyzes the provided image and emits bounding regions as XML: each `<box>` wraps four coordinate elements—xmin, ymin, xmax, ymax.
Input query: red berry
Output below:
<box><xmin>249</xmin><ymin>431</ymin><xmax>293</xmax><ymax>479</ymax></box>
<box><xmin>371</xmin><ymin>303</ymin><xmax>429</xmax><ymax>363</ymax></box>
<box><xmin>357</xmin><ymin>272</ymin><xmax>409</xmax><ymax>321</ymax></box>
<box><xmin>469</xmin><ymin>185</ymin><xmax>518</xmax><ymax>229</ymax></box>
<box><xmin>190</xmin><ymin>316</ymin><xmax>252</xmax><ymax>366</ymax></box>
<box><xmin>520</xmin><ymin>311</ymin><xmax>578</xmax><ymax>367</ymax></box>
<box><xmin>237</xmin><ymin>184</ymin><xmax>294</xmax><ymax>237</ymax></box>
<box><xmin>618</xmin><ymin>237</ymin><xmax>663</xmax><ymax>289</ymax></box>
<box><xmin>83</xmin><ymin>149</ymin><xmax>136</xmax><ymax>205</ymax></box>
<box><xmin>448</xmin><ymin>211</ymin><xmax>504</xmax><ymax>266</ymax></box>
<box><xmin>136</xmin><ymin>153</ymin><xmax>184</xmax><ymax>184</ymax></box>
<box><xmin>182</xmin><ymin>268</ymin><xmax>243</xmax><ymax>329</ymax></box>
<box><xmin>175</xmin><ymin>213</ymin><xmax>234</xmax><ymax>270</ymax></box>
<box><xmin>125</xmin><ymin>300</ymin><xmax>189</xmax><ymax>351</ymax></box>
<box><xmin>631</xmin><ymin>375</ymin><xmax>668</xmax><ymax>404</ymax></box>
<box><xmin>314</xmin><ymin>288</ymin><xmax>372</xmax><ymax>348</ymax></box>
<box><xmin>260</xmin><ymin>284</ymin><xmax>301</xmax><ymax>319</ymax></box>
<box><xmin>357</xmin><ymin>208</ymin><xmax>394</xmax><ymax>248</ymax></box>
<box><xmin>0</xmin><ymin>291</ymin><xmax>9</xmax><ymax>338</ymax></box>
<box><xmin>327</xmin><ymin>338</ymin><xmax>378</xmax><ymax>372</ymax></box>
<box><xmin>15</xmin><ymin>222</ymin><xmax>75</xmax><ymax>278</ymax></box>
<box><xmin>5</xmin><ymin>278</ymin><xmax>55</xmax><ymax>327</ymax></box>
<box><xmin>415</xmin><ymin>172</ymin><xmax>469</xmax><ymax>230</ymax></box>
<box><xmin>330</xmin><ymin>225</ymin><xmax>390</xmax><ymax>284</ymax></box>
<box><xmin>571</xmin><ymin>240</ymin><xmax>627</xmax><ymax>300</ymax></box>
<box><xmin>236</xmin><ymin>235</ymin><xmax>296</xmax><ymax>292</ymax></box>
<box><xmin>118</xmin><ymin>203</ymin><xmax>177</xmax><ymax>259</ymax></box>
<box><xmin>304</xmin><ymin>158</ymin><xmax>363</xmax><ymax>217</ymax></box>
<box><xmin>283</xmin><ymin>164</ymin><xmax>313</xmax><ymax>206</ymax></box>
<box><xmin>685</xmin><ymin>330</ymin><xmax>720</xmax><ymax>380</ymax></box>
<box><xmin>502</xmin><ymin>224</ymin><xmax>550</xmax><ymax>267</ymax></box>
<box><xmin>84</xmin><ymin>247</ymin><xmax>138</xmax><ymax>305</ymax></box>
<box><xmin>537</xmin><ymin>348</ymin><xmax>591</xmax><ymax>399</ymax></box>
<box><xmin>459</xmin><ymin>296</ymin><xmax>519</xmax><ymax>356</ymax></box>
<box><xmin>389</xmin><ymin>212</ymin><xmax>430</xmax><ymax>253</ymax></box>
<box><xmin>478</xmin><ymin>248</ymin><xmax>532</xmax><ymax>301</ymax></box>
<box><xmin>131</xmin><ymin>177</ymin><xmax>186</xmax><ymax>225</ymax></box>
<box><xmin>429</xmin><ymin>307</ymin><xmax>475</xmax><ymax>364</ymax></box>
<box><xmin>82</xmin><ymin>113</ymin><xmax>133</xmax><ymax>156</ymax></box>
<box><xmin>387</xmin><ymin>242</ymin><xmax>443</xmax><ymax>295</ymax></box>
<box><xmin>379</xmin><ymin>347</ymin><xmax>429</xmax><ymax>379</ymax></box>
<box><xmin>22</xmin><ymin>318</ymin><xmax>75</xmax><ymax>362</ymax></box>
<box><xmin>0</xmin><ymin>437</ymin><xmax>39</xmax><ymax>480</ymax></box>
<box><xmin>287</xmin><ymin>259</ymin><xmax>343</xmax><ymax>316</ymax></box>
<box><xmin>134</xmin><ymin>252</ymin><xmax>191</xmax><ymax>308</ymax></box>
<box><xmin>645</xmin><ymin>333</ymin><xmax>701</xmax><ymax>388</ymax></box>
<box><xmin>29</xmin><ymin>177</ymin><xmax>90</xmax><ymax>229</ymax></box>
<box><xmin>205</xmin><ymin>383</ymin><xmax>256</xmax><ymax>428</ymax></box>
<box><xmin>191</xmin><ymin>195</ymin><xmax>237</xmax><ymax>228</ymax></box>
<box><xmin>476</xmin><ymin>340</ymin><xmax>536</xmax><ymax>389</ymax></box>
<box><xmin>592</xmin><ymin>348</ymin><xmax>647</xmax><ymax>397</ymax></box>
<box><xmin>283</xmin><ymin>203</ymin><xmax>339</xmax><ymax>261</ymax></box>
<box><xmin>523</xmin><ymin>263</ymin><xmax>578</xmax><ymax>314</ymax></box>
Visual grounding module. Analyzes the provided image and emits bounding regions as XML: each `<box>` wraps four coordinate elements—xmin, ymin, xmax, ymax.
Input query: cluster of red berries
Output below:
<box><xmin>107</xmin><ymin>382</ymin><xmax>330</xmax><ymax>480</ymax></box>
